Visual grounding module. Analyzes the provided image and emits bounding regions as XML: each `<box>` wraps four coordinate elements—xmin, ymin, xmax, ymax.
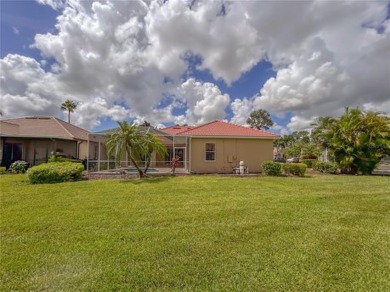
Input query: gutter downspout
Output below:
<box><xmin>75</xmin><ymin>140</ymin><xmax>81</xmax><ymax>159</ymax></box>
<box><xmin>77</xmin><ymin>141</ymin><xmax>82</xmax><ymax>159</ymax></box>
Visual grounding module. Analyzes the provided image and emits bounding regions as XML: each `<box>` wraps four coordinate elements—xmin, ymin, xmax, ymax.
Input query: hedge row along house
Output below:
<box><xmin>0</xmin><ymin>117</ymin><xmax>279</xmax><ymax>173</ymax></box>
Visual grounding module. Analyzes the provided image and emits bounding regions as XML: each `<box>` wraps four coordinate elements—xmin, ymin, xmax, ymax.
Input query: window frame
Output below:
<box><xmin>205</xmin><ymin>142</ymin><xmax>216</xmax><ymax>162</ymax></box>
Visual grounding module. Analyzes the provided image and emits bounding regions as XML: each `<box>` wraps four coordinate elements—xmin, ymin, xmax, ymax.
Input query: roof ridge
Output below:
<box><xmin>175</xmin><ymin>120</ymin><xmax>279</xmax><ymax>137</ymax></box>
<box><xmin>224</xmin><ymin>120</ymin><xmax>279</xmax><ymax>136</ymax></box>
<box><xmin>162</xmin><ymin>124</ymin><xmax>195</xmax><ymax>130</ymax></box>
<box><xmin>0</xmin><ymin>120</ymin><xmax>19</xmax><ymax>126</ymax></box>
<box><xmin>53</xmin><ymin>117</ymin><xmax>75</xmax><ymax>138</ymax></box>
<box><xmin>176</xmin><ymin>120</ymin><xmax>218</xmax><ymax>135</ymax></box>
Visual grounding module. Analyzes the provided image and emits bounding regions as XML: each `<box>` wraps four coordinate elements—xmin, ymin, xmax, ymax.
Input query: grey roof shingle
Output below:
<box><xmin>0</xmin><ymin>116</ymin><xmax>90</xmax><ymax>141</ymax></box>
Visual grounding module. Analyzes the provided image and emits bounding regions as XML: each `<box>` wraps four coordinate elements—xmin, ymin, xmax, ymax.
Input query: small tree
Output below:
<box><xmin>139</xmin><ymin>132</ymin><xmax>168</xmax><ymax>174</ymax></box>
<box><xmin>247</xmin><ymin>109</ymin><xmax>274</xmax><ymax>130</ymax></box>
<box><xmin>61</xmin><ymin>99</ymin><xmax>77</xmax><ymax>123</ymax></box>
<box><xmin>104</xmin><ymin>121</ymin><xmax>167</xmax><ymax>178</ymax></box>
<box><xmin>276</xmin><ymin>130</ymin><xmax>319</xmax><ymax>159</ymax></box>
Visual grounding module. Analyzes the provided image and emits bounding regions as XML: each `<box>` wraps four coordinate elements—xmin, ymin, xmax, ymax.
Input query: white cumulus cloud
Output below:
<box><xmin>0</xmin><ymin>0</ymin><xmax>389</xmax><ymax>132</ymax></box>
<box><xmin>175</xmin><ymin>78</ymin><xmax>230</xmax><ymax>125</ymax></box>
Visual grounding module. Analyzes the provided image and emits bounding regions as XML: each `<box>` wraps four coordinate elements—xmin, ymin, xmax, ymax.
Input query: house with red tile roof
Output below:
<box><xmin>1</xmin><ymin>117</ymin><xmax>279</xmax><ymax>174</ymax></box>
<box><xmin>161</xmin><ymin>120</ymin><xmax>279</xmax><ymax>174</ymax></box>
<box><xmin>0</xmin><ymin>116</ymin><xmax>101</xmax><ymax>168</ymax></box>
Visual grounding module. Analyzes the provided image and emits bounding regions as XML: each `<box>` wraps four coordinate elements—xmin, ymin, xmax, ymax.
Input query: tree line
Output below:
<box><xmin>258</xmin><ymin>107</ymin><xmax>389</xmax><ymax>175</ymax></box>
<box><xmin>60</xmin><ymin>99</ymin><xmax>389</xmax><ymax>176</ymax></box>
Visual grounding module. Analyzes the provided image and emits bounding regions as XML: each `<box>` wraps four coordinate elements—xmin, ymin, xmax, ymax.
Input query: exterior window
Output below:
<box><xmin>205</xmin><ymin>143</ymin><xmax>216</xmax><ymax>161</ymax></box>
<box><xmin>94</xmin><ymin>145</ymin><xmax>98</xmax><ymax>160</ymax></box>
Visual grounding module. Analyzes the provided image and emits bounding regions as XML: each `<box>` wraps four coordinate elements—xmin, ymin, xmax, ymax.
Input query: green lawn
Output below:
<box><xmin>1</xmin><ymin>174</ymin><xmax>389</xmax><ymax>291</ymax></box>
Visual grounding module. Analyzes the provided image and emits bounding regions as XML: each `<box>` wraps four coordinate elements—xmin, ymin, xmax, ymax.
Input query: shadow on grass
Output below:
<box><xmin>285</xmin><ymin>174</ymin><xmax>316</xmax><ymax>178</ymax></box>
<box><xmin>120</xmin><ymin>175</ymin><xmax>173</xmax><ymax>184</ymax></box>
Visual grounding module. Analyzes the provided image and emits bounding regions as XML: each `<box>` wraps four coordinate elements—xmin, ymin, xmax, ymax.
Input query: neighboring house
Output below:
<box><xmin>0</xmin><ymin>116</ymin><xmax>100</xmax><ymax>168</ymax></box>
<box><xmin>0</xmin><ymin>116</ymin><xmax>279</xmax><ymax>173</ymax></box>
<box><xmin>161</xmin><ymin>120</ymin><xmax>279</xmax><ymax>174</ymax></box>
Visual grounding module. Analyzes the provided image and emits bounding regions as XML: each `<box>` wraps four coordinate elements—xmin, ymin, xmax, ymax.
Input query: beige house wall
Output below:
<box><xmin>189</xmin><ymin>137</ymin><xmax>274</xmax><ymax>174</ymax></box>
<box><xmin>85</xmin><ymin>134</ymin><xmax>109</xmax><ymax>161</ymax></box>
<box><xmin>25</xmin><ymin>139</ymin><xmax>77</xmax><ymax>163</ymax></box>
<box><xmin>78</xmin><ymin>140</ymin><xmax>105</xmax><ymax>160</ymax></box>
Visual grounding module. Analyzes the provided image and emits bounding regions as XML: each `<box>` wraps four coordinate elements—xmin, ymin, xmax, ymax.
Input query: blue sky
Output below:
<box><xmin>1</xmin><ymin>1</ymin><xmax>57</xmax><ymax>59</ymax></box>
<box><xmin>1</xmin><ymin>0</ymin><xmax>389</xmax><ymax>133</ymax></box>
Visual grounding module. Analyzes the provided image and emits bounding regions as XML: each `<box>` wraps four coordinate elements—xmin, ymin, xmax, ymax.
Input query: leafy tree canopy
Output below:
<box><xmin>247</xmin><ymin>109</ymin><xmax>274</xmax><ymax>130</ymax></box>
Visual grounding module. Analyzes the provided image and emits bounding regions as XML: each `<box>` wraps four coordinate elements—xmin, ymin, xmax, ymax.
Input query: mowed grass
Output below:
<box><xmin>1</xmin><ymin>174</ymin><xmax>389</xmax><ymax>291</ymax></box>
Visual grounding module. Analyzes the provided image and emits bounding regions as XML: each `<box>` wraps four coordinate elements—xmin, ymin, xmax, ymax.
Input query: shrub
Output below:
<box><xmin>48</xmin><ymin>155</ymin><xmax>65</xmax><ymax>163</ymax></box>
<box><xmin>282</xmin><ymin>163</ymin><xmax>307</xmax><ymax>177</ymax></box>
<box><xmin>9</xmin><ymin>160</ymin><xmax>29</xmax><ymax>174</ymax></box>
<box><xmin>28</xmin><ymin>162</ymin><xmax>84</xmax><ymax>184</ymax></box>
<box><xmin>302</xmin><ymin>159</ymin><xmax>317</xmax><ymax>168</ymax></box>
<box><xmin>48</xmin><ymin>155</ymin><xmax>82</xmax><ymax>164</ymax></box>
<box><xmin>0</xmin><ymin>167</ymin><xmax>6</xmax><ymax>174</ymax></box>
<box><xmin>261</xmin><ymin>161</ymin><xmax>282</xmax><ymax>176</ymax></box>
<box><xmin>313</xmin><ymin>161</ymin><xmax>338</xmax><ymax>174</ymax></box>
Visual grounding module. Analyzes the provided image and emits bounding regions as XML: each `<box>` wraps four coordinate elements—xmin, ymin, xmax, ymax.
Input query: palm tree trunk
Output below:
<box><xmin>144</xmin><ymin>153</ymin><xmax>152</xmax><ymax>174</ymax></box>
<box><xmin>129</xmin><ymin>156</ymin><xmax>144</xmax><ymax>178</ymax></box>
<box><xmin>68</xmin><ymin>110</ymin><xmax>71</xmax><ymax>123</ymax></box>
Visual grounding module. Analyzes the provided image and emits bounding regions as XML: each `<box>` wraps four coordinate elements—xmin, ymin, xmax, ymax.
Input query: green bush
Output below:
<box><xmin>9</xmin><ymin>160</ymin><xmax>29</xmax><ymax>174</ymax></box>
<box><xmin>282</xmin><ymin>163</ymin><xmax>307</xmax><ymax>177</ymax></box>
<box><xmin>313</xmin><ymin>161</ymin><xmax>338</xmax><ymax>174</ymax></box>
<box><xmin>261</xmin><ymin>161</ymin><xmax>282</xmax><ymax>176</ymax></box>
<box><xmin>0</xmin><ymin>167</ymin><xmax>6</xmax><ymax>174</ymax></box>
<box><xmin>28</xmin><ymin>162</ymin><xmax>84</xmax><ymax>184</ymax></box>
<box><xmin>48</xmin><ymin>155</ymin><xmax>82</xmax><ymax>164</ymax></box>
<box><xmin>302</xmin><ymin>159</ymin><xmax>317</xmax><ymax>168</ymax></box>
<box><xmin>48</xmin><ymin>155</ymin><xmax>65</xmax><ymax>163</ymax></box>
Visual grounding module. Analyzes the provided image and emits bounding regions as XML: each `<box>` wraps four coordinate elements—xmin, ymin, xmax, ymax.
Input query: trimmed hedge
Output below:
<box><xmin>48</xmin><ymin>155</ymin><xmax>83</xmax><ymax>164</ymax></box>
<box><xmin>0</xmin><ymin>167</ymin><xmax>6</xmax><ymax>174</ymax></box>
<box><xmin>313</xmin><ymin>161</ymin><xmax>338</xmax><ymax>174</ymax></box>
<box><xmin>28</xmin><ymin>162</ymin><xmax>84</xmax><ymax>184</ymax></box>
<box><xmin>261</xmin><ymin>161</ymin><xmax>282</xmax><ymax>176</ymax></box>
<box><xmin>301</xmin><ymin>159</ymin><xmax>317</xmax><ymax>168</ymax></box>
<box><xmin>282</xmin><ymin>163</ymin><xmax>307</xmax><ymax>177</ymax></box>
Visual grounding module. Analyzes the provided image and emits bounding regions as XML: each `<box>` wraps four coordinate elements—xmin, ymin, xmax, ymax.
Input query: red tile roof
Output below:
<box><xmin>161</xmin><ymin>125</ymin><xmax>195</xmax><ymax>135</ymax></box>
<box><xmin>0</xmin><ymin>116</ymin><xmax>90</xmax><ymax>141</ymax></box>
<box><xmin>162</xmin><ymin>120</ymin><xmax>279</xmax><ymax>138</ymax></box>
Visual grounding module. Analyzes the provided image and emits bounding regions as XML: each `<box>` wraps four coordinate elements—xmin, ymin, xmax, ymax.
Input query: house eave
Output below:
<box><xmin>0</xmin><ymin>134</ymin><xmax>84</xmax><ymax>141</ymax></box>
<box><xmin>179</xmin><ymin>135</ymin><xmax>279</xmax><ymax>140</ymax></box>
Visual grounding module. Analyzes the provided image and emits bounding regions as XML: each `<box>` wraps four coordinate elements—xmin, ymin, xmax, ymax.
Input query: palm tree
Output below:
<box><xmin>311</xmin><ymin>116</ymin><xmax>337</xmax><ymax>161</ymax></box>
<box><xmin>61</xmin><ymin>99</ymin><xmax>77</xmax><ymax>123</ymax></box>
<box><xmin>104</xmin><ymin>121</ymin><xmax>167</xmax><ymax>178</ymax></box>
<box><xmin>312</xmin><ymin>107</ymin><xmax>390</xmax><ymax>174</ymax></box>
<box><xmin>105</xmin><ymin>121</ymin><xmax>143</xmax><ymax>177</ymax></box>
<box><xmin>140</xmin><ymin>132</ymin><xmax>168</xmax><ymax>174</ymax></box>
